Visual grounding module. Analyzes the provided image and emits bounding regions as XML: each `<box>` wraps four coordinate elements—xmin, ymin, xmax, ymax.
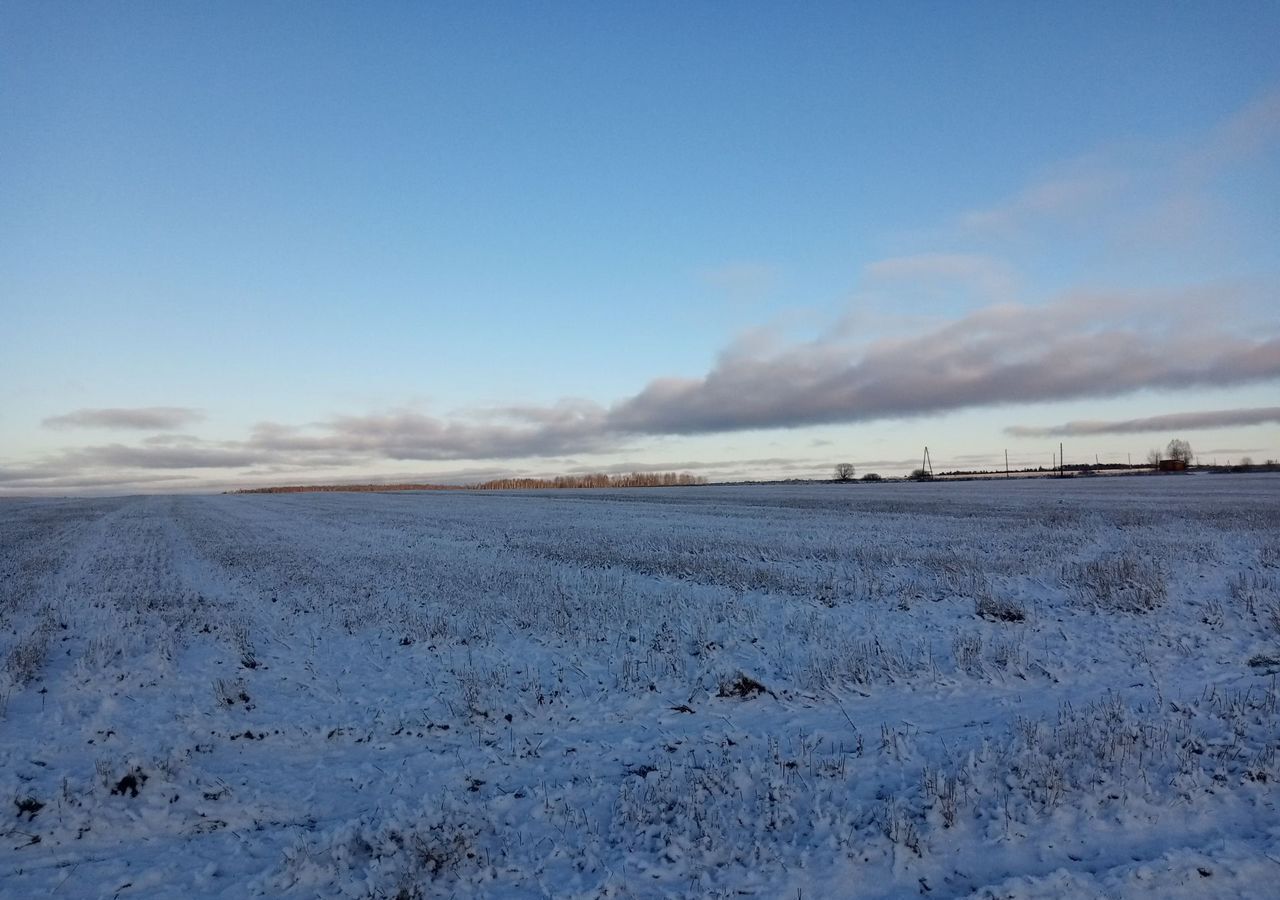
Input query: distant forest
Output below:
<box><xmin>474</xmin><ymin>472</ymin><xmax>706</xmax><ymax>490</ymax></box>
<box><xmin>235</xmin><ymin>472</ymin><xmax>706</xmax><ymax>494</ymax></box>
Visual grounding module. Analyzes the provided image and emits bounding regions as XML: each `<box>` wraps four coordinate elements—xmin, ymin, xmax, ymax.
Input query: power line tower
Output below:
<box><xmin>921</xmin><ymin>446</ymin><xmax>933</xmax><ymax>478</ymax></box>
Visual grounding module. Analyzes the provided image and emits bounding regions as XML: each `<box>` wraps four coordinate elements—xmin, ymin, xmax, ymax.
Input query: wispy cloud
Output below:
<box><xmin>43</xmin><ymin>407</ymin><xmax>205</xmax><ymax>430</ymax></box>
<box><xmin>958</xmin><ymin>167</ymin><xmax>1124</xmax><ymax>234</ymax></box>
<box><xmin>1006</xmin><ymin>406</ymin><xmax>1280</xmax><ymax>438</ymax></box>
<box><xmin>953</xmin><ymin>86</ymin><xmax>1280</xmax><ymax>255</ymax></box>
<box><xmin>1186</xmin><ymin>87</ymin><xmax>1280</xmax><ymax>175</ymax></box>
<box><xmin>699</xmin><ymin>262</ymin><xmax>778</xmax><ymax>303</ymax></box>
<box><xmin>863</xmin><ymin>253</ymin><xmax>1018</xmax><ymax>303</ymax></box>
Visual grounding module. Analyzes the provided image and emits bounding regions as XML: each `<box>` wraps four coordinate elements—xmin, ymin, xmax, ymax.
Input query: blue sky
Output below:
<box><xmin>3</xmin><ymin>1</ymin><xmax>1279</xmax><ymax>492</ymax></box>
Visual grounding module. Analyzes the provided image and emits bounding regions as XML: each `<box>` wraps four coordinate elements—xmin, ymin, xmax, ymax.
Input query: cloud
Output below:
<box><xmin>248</xmin><ymin>405</ymin><xmax>612</xmax><ymax>462</ymax></box>
<box><xmin>58</xmin><ymin>444</ymin><xmax>262</xmax><ymax>470</ymax></box>
<box><xmin>605</xmin><ymin>285</ymin><xmax>1280</xmax><ymax>435</ymax></box>
<box><xmin>0</xmin><ymin>464</ymin><xmax>199</xmax><ymax>492</ymax></box>
<box><xmin>237</xmin><ymin>283</ymin><xmax>1276</xmax><ymax>459</ymax></box>
<box><xmin>865</xmin><ymin>253</ymin><xmax>1015</xmax><ymax>289</ymax></box>
<box><xmin>1006</xmin><ymin>406</ymin><xmax>1280</xmax><ymax>438</ymax></box>
<box><xmin>958</xmin><ymin>168</ymin><xmax>1124</xmax><ymax>234</ymax></box>
<box><xmin>860</xmin><ymin>253</ymin><xmax>1020</xmax><ymax>310</ymax></box>
<box><xmin>0</xmin><ymin>462</ymin><xmax>516</xmax><ymax>496</ymax></box>
<box><xmin>955</xmin><ymin>86</ymin><xmax>1280</xmax><ymax>257</ymax></box>
<box><xmin>1186</xmin><ymin>87</ymin><xmax>1280</xmax><ymax>175</ymax></box>
<box><xmin>11</xmin><ymin>281</ymin><xmax>1278</xmax><ymax>494</ymax></box>
<box><xmin>43</xmin><ymin>407</ymin><xmax>205</xmax><ymax>430</ymax></box>
<box><xmin>1122</xmin><ymin>86</ymin><xmax>1280</xmax><ymax>252</ymax></box>
<box><xmin>11</xmin><ymin>90</ymin><xmax>1280</xmax><ymax>495</ymax></box>
<box><xmin>699</xmin><ymin>262</ymin><xmax>777</xmax><ymax>303</ymax></box>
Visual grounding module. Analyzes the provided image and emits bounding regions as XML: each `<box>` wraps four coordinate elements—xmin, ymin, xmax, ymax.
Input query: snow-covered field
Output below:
<box><xmin>2</xmin><ymin>476</ymin><xmax>1278</xmax><ymax>899</ymax></box>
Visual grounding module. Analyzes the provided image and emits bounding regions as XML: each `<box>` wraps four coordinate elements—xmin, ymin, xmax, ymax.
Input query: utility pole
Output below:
<box><xmin>1005</xmin><ymin>449</ymin><xmax>1010</xmax><ymax>478</ymax></box>
<box><xmin>1060</xmin><ymin>442</ymin><xmax>1064</xmax><ymax>478</ymax></box>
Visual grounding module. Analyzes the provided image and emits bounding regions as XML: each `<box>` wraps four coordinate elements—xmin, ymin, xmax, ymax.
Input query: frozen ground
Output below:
<box><xmin>1</xmin><ymin>476</ymin><xmax>1278</xmax><ymax>898</ymax></box>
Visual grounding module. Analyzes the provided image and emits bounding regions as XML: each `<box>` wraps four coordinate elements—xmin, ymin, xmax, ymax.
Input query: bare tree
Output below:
<box><xmin>834</xmin><ymin>462</ymin><xmax>856</xmax><ymax>481</ymax></box>
<box><xmin>1146</xmin><ymin>448</ymin><xmax>1161</xmax><ymax>468</ymax></box>
<box><xmin>1166</xmin><ymin>439</ymin><xmax>1193</xmax><ymax>465</ymax></box>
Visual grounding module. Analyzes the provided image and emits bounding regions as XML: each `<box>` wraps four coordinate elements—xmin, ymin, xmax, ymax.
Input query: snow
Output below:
<box><xmin>1</xmin><ymin>475</ymin><xmax>1278</xmax><ymax>898</ymax></box>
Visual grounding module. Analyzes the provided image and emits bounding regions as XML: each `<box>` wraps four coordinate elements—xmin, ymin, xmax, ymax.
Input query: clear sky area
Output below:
<box><xmin>3</xmin><ymin>1</ymin><xmax>1278</xmax><ymax>493</ymax></box>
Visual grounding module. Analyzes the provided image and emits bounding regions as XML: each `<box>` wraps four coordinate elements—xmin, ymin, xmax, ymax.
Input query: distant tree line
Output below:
<box><xmin>1205</xmin><ymin>458</ymin><xmax>1279</xmax><ymax>473</ymax></box>
<box><xmin>472</xmin><ymin>472</ymin><xmax>706</xmax><ymax>490</ymax></box>
<box><xmin>235</xmin><ymin>483</ymin><xmax>465</xmax><ymax>494</ymax></box>
<box><xmin>234</xmin><ymin>472</ymin><xmax>706</xmax><ymax>494</ymax></box>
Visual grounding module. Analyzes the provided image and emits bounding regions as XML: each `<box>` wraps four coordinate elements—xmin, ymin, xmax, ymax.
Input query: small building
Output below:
<box><xmin>1158</xmin><ymin>459</ymin><xmax>1188</xmax><ymax>472</ymax></box>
